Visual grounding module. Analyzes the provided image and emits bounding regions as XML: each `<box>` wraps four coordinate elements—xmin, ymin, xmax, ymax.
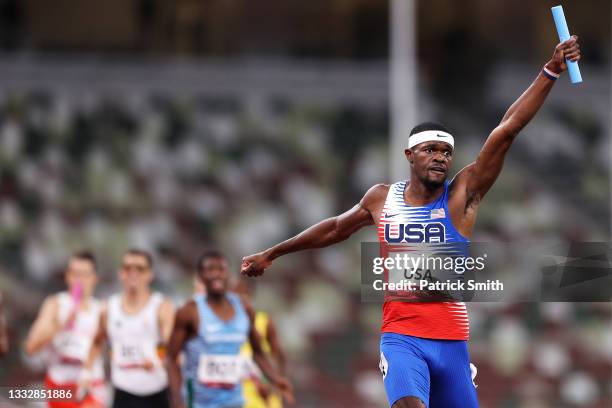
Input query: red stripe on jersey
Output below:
<box><xmin>381</xmin><ymin>301</ymin><xmax>469</xmax><ymax>340</ymax></box>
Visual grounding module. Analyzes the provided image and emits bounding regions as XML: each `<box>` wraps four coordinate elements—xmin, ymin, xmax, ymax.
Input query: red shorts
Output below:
<box><xmin>44</xmin><ymin>376</ymin><xmax>105</xmax><ymax>408</ymax></box>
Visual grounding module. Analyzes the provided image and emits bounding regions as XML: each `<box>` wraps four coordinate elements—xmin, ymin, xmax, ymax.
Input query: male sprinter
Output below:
<box><xmin>242</xmin><ymin>37</ymin><xmax>581</xmax><ymax>407</ymax></box>
<box><xmin>24</xmin><ymin>251</ymin><xmax>106</xmax><ymax>407</ymax></box>
<box><xmin>88</xmin><ymin>249</ymin><xmax>175</xmax><ymax>408</ymax></box>
<box><xmin>167</xmin><ymin>250</ymin><xmax>293</xmax><ymax>408</ymax></box>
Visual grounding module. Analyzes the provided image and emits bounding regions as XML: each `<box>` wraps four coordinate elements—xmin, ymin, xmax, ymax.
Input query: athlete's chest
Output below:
<box><xmin>378</xmin><ymin>209</ymin><xmax>449</xmax><ymax>244</ymax></box>
<box><xmin>193</xmin><ymin>300</ymin><xmax>249</xmax><ymax>347</ymax></box>
<box><xmin>109</xmin><ymin>313</ymin><xmax>156</xmax><ymax>337</ymax></box>
<box><xmin>208</xmin><ymin>301</ymin><xmax>236</xmax><ymax>322</ymax></box>
<box><xmin>376</xmin><ymin>181</ymin><xmax>464</xmax><ymax>244</ymax></box>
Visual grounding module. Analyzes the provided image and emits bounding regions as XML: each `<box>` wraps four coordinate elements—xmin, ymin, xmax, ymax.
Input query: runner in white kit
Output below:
<box><xmin>88</xmin><ymin>248</ymin><xmax>175</xmax><ymax>408</ymax></box>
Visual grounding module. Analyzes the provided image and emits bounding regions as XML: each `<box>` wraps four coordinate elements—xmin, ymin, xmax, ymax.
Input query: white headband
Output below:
<box><xmin>408</xmin><ymin>130</ymin><xmax>454</xmax><ymax>149</ymax></box>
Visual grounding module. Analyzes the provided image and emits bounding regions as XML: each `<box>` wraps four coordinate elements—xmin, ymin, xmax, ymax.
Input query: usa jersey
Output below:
<box><xmin>378</xmin><ymin>180</ymin><xmax>470</xmax><ymax>340</ymax></box>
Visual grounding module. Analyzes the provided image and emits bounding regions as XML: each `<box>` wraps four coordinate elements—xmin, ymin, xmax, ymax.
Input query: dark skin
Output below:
<box><xmin>251</xmin><ymin>319</ymin><xmax>287</xmax><ymax>399</ymax></box>
<box><xmin>242</xmin><ymin>37</ymin><xmax>581</xmax><ymax>408</ymax></box>
<box><xmin>233</xmin><ymin>279</ymin><xmax>287</xmax><ymax>400</ymax></box>
<box><xmin>266</xmin><ymin>319</ymin><xmax>286</xmax><ymax>375</ymax></box>
<box><xmin>166</xmin><ymin>257</ymin><xmax>294</xmax><ymax>408</ymax></box>
<box><xmin>234</xmin><ymin>279</ymin><xmax>287</xmax><ymax>375</ymax></box>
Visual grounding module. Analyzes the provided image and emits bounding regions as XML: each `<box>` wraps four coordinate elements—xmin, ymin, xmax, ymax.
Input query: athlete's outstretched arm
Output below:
<box><xmin>166</xmin><ymin>302</ymin><xmax>196</xmax><ymax>408</ymax></box>
<box><xmin>242</xmin><ymin>184</ymin><xmax>387</xmax><ymax>277</ymax></box>
<box><xmin>243</xmin><ymin>299</ymin><xmax>294</xmax><ymax>405</ymax></box>
<box><xmin>455</xmin><ymin>36</ymin><xmax>581</xmax><ymax>201</ymax></box>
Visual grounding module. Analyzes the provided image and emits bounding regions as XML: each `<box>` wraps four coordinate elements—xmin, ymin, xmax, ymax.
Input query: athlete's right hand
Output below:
<box><xmin>241</xmin><ymin>251</ymin><xmax>272</xmax><ymax>277</ymax></box>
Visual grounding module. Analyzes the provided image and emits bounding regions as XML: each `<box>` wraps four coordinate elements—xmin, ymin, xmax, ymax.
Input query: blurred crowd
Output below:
<box><xmin>0</xmin><ymin>61</ymin><xmax>610</xmax><ymax>406</ymax></box>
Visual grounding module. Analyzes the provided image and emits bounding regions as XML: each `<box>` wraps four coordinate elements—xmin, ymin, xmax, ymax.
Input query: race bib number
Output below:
<box><xmin>197</xmin><ymin>354</ymin><xmax>244</xmax><ymax>387</ymax></box>
<box><xmin>114</xmin><ymin>340</ymin><xmax>156</xmax><ymax>369</ymax></box>
<box><xmin>56</xmin><ymin>332</ymin><xmax>91</xmax><ymax>363</ymax></box>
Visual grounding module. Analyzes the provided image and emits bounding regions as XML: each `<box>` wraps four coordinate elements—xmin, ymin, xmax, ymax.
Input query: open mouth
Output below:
<box><xmin>429</xmin><ymin>167</ymin><xmax>446</xmax><ymax>175</ymax></box>
<box><xmin>209</xmin><ymin>279</ymin><xmax>225</xmax><ymax>290</ymax></box>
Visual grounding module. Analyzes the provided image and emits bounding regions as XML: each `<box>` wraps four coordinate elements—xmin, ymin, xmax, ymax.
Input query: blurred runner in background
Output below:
<box><xmin>167</xmin><ymin>250</ymin><xmax>293</xmax><ymax>408</ymax></box>
<box><xmin>87</xmin><ymin>249</ymin><xmax>175</xmax><ymax>408</ymax></box>
<box><xmin>24</xmin><ymin>251</ymin><xmax>106</xmax><ymax>408</ymax></box>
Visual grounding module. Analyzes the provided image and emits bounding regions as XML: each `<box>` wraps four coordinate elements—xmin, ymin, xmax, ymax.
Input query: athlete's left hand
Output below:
<box><xmin>546</xmin><ymin>35</ymin><xmax>581</xmax><ymax>73</ymax></box>
<box><xmin>275</xmin><ymin>376</ymin><xmax>295</xmax><ymax>405</ymax></box>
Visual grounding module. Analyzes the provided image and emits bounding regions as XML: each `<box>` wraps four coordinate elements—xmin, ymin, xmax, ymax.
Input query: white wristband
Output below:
<box><xmin>543</xmin><ymin>66</ymin><xmax>560</xmax><ymax>79</ymax></box>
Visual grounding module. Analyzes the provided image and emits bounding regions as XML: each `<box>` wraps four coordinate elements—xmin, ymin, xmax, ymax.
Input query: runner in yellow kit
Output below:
<box><xmin>235</xmin><ymin>280</ymin><xmax>286</xmax><ymax>408</ymax></box>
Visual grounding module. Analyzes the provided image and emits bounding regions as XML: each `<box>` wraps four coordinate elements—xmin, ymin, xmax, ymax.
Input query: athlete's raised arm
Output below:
<box><xmin>241</xmin><ymin>183</ymin><xmax>388</xmax><ymax>277</ymax></box>
<box><xmin>453</xmin><ymin>36</ymin><xmax>581</xmax><ymax>203</ymax></box>
<box><xmin>166</xmin><ymin>301</ymin><xmax>197</xmax><ymax>408</ymax></box>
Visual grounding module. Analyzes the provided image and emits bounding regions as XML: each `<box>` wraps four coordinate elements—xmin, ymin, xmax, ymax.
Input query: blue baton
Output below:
<box><xmin>551</xmin><ymin>5</ymin><xmax>582</xmax><ymax>84</ymax></box>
